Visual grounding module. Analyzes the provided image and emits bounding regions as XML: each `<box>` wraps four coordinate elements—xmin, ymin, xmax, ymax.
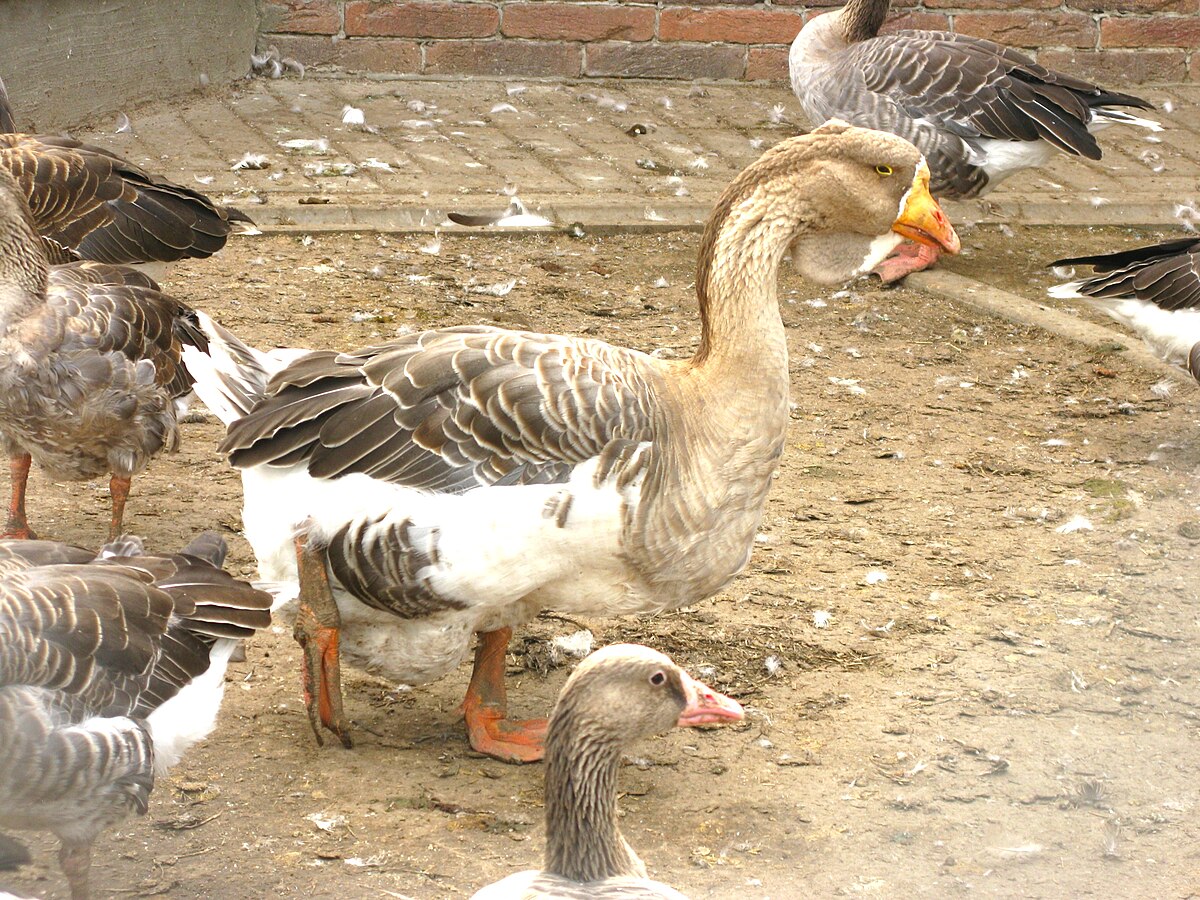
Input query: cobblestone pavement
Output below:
<box><xmin>80</xmin><ymin>75</ymin><xmax>1200</xmax><ymax>233</ymax></box>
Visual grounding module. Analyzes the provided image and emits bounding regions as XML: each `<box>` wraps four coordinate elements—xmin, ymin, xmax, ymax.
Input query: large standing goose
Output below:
<box><xmin>0</xmin><ymin>75</ymin><xmax>256</xmax><ymax>268</ymax></box>
<box><xmin>788</xmin><ymin>0</ymin><xmax>1159</xmax><ymax>280</ymax></box>
<box><xmin>0</xmin><ymin>532</ymin><xmax>272</xmax><ymax>900</ymax></box>
<box><xmin>1050</xmin><ymin>238</ymin><xmax>1200</xmax><ymax>381</ymax></box>
<box><xmin>0</xmin><ymin>166</ymin><xmax>222</xmax><ymax>540</ymax></box>
<box><xmin>471</xmin><ymin>644</ymin><xmax>743</xmax><ymax>899</ymax></box>
<box><xmin>183</xmin><ymin>121</ymin><xmax>960</xmax><ymax>761</ymax></box>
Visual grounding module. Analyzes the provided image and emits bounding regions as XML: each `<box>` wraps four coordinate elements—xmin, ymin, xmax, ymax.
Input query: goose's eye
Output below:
<box><xmin>649</xmin><ymin>671</ymin><xmax>666</xmax><ymax>686</ymax></box>
<box><xmin>875</xmin><ymin>164</ymin><xmax>893</xmax><ymax>177</ymax></box>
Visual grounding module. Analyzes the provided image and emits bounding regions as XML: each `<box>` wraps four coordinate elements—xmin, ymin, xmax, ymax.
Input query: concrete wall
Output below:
<box><xmin>259</xmin><ymin>0</ymin><xmax>1200</xmax><ymax>84</ymax></box>
<box><xmin>0</xmin><ymin>0</ymin><xmax>258</xmax><ymax>131</ymax></box>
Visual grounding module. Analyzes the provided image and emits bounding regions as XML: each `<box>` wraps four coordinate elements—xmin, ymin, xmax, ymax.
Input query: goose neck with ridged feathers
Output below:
<box><xmin>471</xmin><ymin>645</ymin><xmax>744</xmax><ymax>899</ymax></box>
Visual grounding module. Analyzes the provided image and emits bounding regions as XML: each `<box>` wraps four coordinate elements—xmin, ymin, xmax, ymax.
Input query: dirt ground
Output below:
<box><xmin>3</xmin><ymin>223</ymin><xmax>1199</xmax><ymax>899</ymax></box>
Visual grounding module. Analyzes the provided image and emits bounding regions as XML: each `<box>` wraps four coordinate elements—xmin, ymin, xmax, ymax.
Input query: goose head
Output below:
<box><xmin>548</xmin><ymin>643</ymin><xmax>744</xmax><ymax>747</ymax></box>
<box><xmin>700</xmin><ymin>120</ymin><xmax>959</xmax><ymax>291</ymax></box>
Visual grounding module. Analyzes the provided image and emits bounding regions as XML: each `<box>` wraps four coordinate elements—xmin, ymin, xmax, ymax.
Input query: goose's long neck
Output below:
<box><xmin>837</xmin><ymin>0</ymin><xmax>889</xmax><ymax>43</ymax></box>
<box><xmin>542</xmin><ymin>712</ymin><xmax>639</xmax><ymax>883</ymax></box>
<box><xmin>0</xmin><ymin>195</ymin><xmax>48</xmax><ymax>339</ymax></box>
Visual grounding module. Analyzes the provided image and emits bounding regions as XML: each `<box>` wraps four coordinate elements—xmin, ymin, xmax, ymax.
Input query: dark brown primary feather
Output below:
<box><xmin>223</xmin><ymin>324</ymin><xmax>660</xmax><ymax>494</ymax></box>
<box><xmin>1052</xmin><ymin>239</ymin><xmax>1200</xmax><ymax>312</ymax></box>
<box><xmin>795</xmin><ymin>18</ymin><xmax>1154</xmax><ymax>198</ymax></box>
<box><xmin>0</xmin><ymin>133</ymin><xmax>253</xmax><ymax>265</ymax></box>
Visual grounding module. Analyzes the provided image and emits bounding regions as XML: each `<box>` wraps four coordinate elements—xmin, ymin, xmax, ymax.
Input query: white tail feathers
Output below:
<box><xmin>1092</xmin><ymin>108</ymin><xmax>1163</xmax><ymax>133</ymax></box>
<box><xmin>181</xmin><ymin>311</ymin><xmax>279</xmax><ymax>426</ymax></box>
<box><xmin>146</xmin><ymin>638</ymin><xmax>238</xmax><ymax>776</ymax></box>
<box><xmin>1047</xmin><ymin>281</ymin><xmax>1085</xmax><ymax>299</ymax></box>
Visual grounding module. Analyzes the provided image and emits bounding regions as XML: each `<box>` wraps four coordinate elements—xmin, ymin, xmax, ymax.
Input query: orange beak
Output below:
<box><xmin>677</xmin><ymin>672</ymin><xmax>745</xmax><ymax>727</ymax></box>
<box><xmin>892</xmin><ymin>164</ymin><xmax>960</xmax><ymax>255</ymax></box>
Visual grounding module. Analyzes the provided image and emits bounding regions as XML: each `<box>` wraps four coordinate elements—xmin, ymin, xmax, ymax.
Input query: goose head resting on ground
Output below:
<box><xmin>788</xmin><ymin>0</ymin><xmax>1158</xmax><ymax>282</ymax></box>
<box><xmin>184</xmin><ymin>121</ymin><xmax>959</xmax><ymax>761</ymax></box>
<box><xmin>471</xmin><ymin>644</ymin><xmax>744</xmax><ymax>899</ymax></box>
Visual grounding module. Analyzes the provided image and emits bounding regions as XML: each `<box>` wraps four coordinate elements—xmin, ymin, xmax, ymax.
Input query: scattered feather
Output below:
<box><xmin>341</xmin><ymin>105</ymin><xmax>365</xmax><ymax>126</ymax></box>
<box><xmin>491</xmin><ymin>102</ymin><xmax>519</xmax><ymax>114</ymax></box>
<box><xmin>469</xmin><ymin>279</ymin><xmax>517</xmax><ymax>297</ymax></box>
<box><xmin>231</xmin><ymin>153</ymin><xmax>270</xmax><ymax>171</ymax></box>
<box><xmin>279</xmin><ymin>138</ymin><xmax>330</xmax><ymax>153</ymax></box>
<box><xmin>361</xmin><ymin>157</ymin><xmax>394</xmax><ymax>171</ymax></box>
<box><xmin>864</xmin><ymin>570</ymin><xmax>888</xmax><ymax>586</ymax></box>
<box><xmin>767</xmin><ymin>104</ymin><xmax>786</xmax><ymax>124</ymax></box>
<box><xmin>652</xmin><ymin>276</ymin><xmax>669</xmax><ymax>288</ymax></box>
<box><xmin>194</xmin><ymin>175</ymin><xmax>215</xmax><ymax>185</ymax></box>
<box><xmin>551</xmin><ymin>630</ymin><xmax>594</xmax><ymax>660</ymax></box>
<box><xmin>506</xmin><ymin>84</ymin><xmax>527</xmax><ymax>96</ymax></box>
<box><xmin>812</xmin><ymin>610</ymin><xmax>832</xmax><ymax>628</ymax></box>
<box><xmin>1150</xmin><ymin>378</ymin><xmax>1175</xmax><ymax>399</ymax></box>
<box><xmin>304</xmin><ymin>813</ymin><xmax>347</xmax><ymax>832</ymax></box>
<box><xmin>764</xmin><ymin>656</ymin><xmax>783</xmax><ymax>676</ymax></box>
<box><xmin>114</xmin><ymin>112</ymin><xmax>132</xmax><ymax>134</ymax></box>
<box><xmin>1174</xmin><ymin>203</ymin><xmax>1200</xmax><ymax>231</ymax></box>
<box><xmin>305</xmin><ymin>161</ymin><xmax>358</xmax><ymax>177</ymax></box>
<box><xmin>1056</xmin><ymin>515</ymin><xmax>1093</xmax><ymax>534</ymax></box>
<box><xmin>420</xmin><ymin>234</ymin><xmax>442</xmax><ymax>255</ymax></box>
<box><xmin>644</xmin><ymin>207</ymin><xmax>666</xmax><ymax>222</ymax></box>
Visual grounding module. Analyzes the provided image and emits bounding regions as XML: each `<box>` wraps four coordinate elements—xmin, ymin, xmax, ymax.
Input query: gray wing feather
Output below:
<box><xmin>1053</xmin><ymin>239</ymin><xmax>1200</xmax><ymax>312</ymax></box>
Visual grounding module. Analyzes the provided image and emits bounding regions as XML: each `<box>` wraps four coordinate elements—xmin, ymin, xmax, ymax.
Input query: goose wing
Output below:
<box><xmin>0</xmin><ymin>133</ymin><xmax>253</xmax><ymax>265</ymax></box>
<box><xmin>814</xmin><ymin>31</ymin><xmax>1151</xmax><ymax>195</ymax></box>
<box><xmin>1052</xmin><ymin>238</ymin><xmax>1200</xmax><ymax>312</ymax></box>
<box><xmin>222</xmin><ymin>324</ymin><xmax>660</xmax><ymax>492</ymax></box>
<box><xmin>38</xmin><ymin>261</ymin><xmax>207</xmax><ymax>400</ymax></box>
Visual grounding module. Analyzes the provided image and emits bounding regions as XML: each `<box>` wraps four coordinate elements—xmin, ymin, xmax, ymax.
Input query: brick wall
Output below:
<box><xmin>258</xmin><ymin>0</ymin><xmax>1200</xmax><ymax>83</ymax></box>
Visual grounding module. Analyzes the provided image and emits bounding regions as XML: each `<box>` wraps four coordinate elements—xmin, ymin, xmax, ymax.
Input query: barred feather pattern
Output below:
<box><xmin>1052</xmin><ymin>239</ymin><xmax>1200</xmax><ymax>312</ymax></box>
<box><xmin>0</xmin><ymin>133</ymin><xmax>254</xmax><ymax>265</ymax></box>
<box><xmin>0</xmin><ymin>534</ymin><xmax>271</xmax><ymax>858</ymax></box>
<box><xmin>789</xmin><ymin>2</ymin><xmax>1156</xmax><ymax>198</ymax></box>
<box><xmin>0</xmin><ymin>166</ymin><xmax>212</xmax><ymax>484</ymax></box>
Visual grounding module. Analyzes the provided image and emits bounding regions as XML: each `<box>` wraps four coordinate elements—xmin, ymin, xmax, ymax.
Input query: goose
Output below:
<box><xmin>182</xmin><ymin>121</ymin><xmax>960</xmax><ymax>761</ymax></box>
<box><xmin>1050</xmin><ymin>238</ymin><xmax>1200</xmax><ymax>381</ymax></box>
<box><xmin>0</xmin><ymin>531</ymin><xmax>272</xmax><ymax>900</ymax></box>
<box><xmin>471</xmin><ymin>644</ymin><xmax>743</xmax><ymax>899</ymax></box>
<box><xmin>0</xmin><ymin>165</ymin><xmax>227</xmax><ymax>540</ymax></box>
<box><xmin>0</xmin><ymin>75</ymin><xmax>257</xmax><ymax>269</ymax></box>
<box><xmin>788</xmin><ymin>0</ymin><xmax>1159</xmax><ymax>281</ymax></box>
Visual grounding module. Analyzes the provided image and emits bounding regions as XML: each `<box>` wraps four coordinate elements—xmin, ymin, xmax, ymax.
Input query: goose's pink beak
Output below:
<box><xmin>678</xmin><ymin>672</ymin><xmax>745</xmax><ymax>727</ymax></box>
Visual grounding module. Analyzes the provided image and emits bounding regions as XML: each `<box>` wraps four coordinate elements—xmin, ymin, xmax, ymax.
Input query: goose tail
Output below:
<box><xmin>180</xmin><ymin>310</ymin><xmax>281</xmax><ymax>425</ymax></box>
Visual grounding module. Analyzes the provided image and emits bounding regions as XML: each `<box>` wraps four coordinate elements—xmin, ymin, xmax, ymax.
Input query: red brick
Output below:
<box><xmin>1038</xmin><ymin>47</ymin><xmax>1186</xmax><ymax>83</ymax></box>
<box><xmin>424</xmin><ymin>39</ymin><xmax>580</xmax><ymax>76</ymax></box>
<box><xmin>584</xmin><ymin>41</ymin><xmax>746</xmax><ymax>78</ymax></box>
<box><xmin>955</xmin><ymin>11</ymin><xmax>1097</xmax><ymax>48</ymax></box>
<box><xmin>1101</xmin><ymin>15</ymin><xmax>1200</xmax><ymax>47</ymax></box>
<box><xmin>1071</xmin><ymin>0</ymin><xmax>1198</xmax><ymax>11</ymax></box>
<box><xmin>260</xmin><ymin>0</ymin><xmax>341</xmax><ymax>35</ymax></box>
<box><xmin>345</xmin><ymin>2</ymin><xmax>499</xmax><ymax>39</ymax></box>
<box><xmin>925</xmin><ymin>0</ymin><xmax>1060</xmax><ymax>8</ymax></box>
<box><xmin>659</xmin><ymin>8</ymin><xmax>804</xmax><ymax>44</ymax></box>
<box><xmin>746</xmin><ymin>46</ymin><xmax>789</xmax><ymax>80</ymax></box>
<box><xmin>502</xmin><ymin>3</ymin><xmax>654</xmax><ymax>41</ymax></box>
<box><xmin>881</xmin><ymin>11</ymin><xmax>950</xmax><ymax>33</ymax></box>
<box><xmin>259</xmin><ymin>34</ymin><xmax>423</xmax><ymax>72</ymax></box>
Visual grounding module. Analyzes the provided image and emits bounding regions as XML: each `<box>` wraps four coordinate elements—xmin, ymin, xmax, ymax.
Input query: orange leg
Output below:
<box><xmin>108</xmin><ymin>474</ymin><xmax>132</xmax><ymax>542</ymax></box>
<box><xmin>1</xmin><ymin>453</ymin><xmax>37</xmax><ymax>540</ymax></box>
<box><xmin>873</xmin><ymin>242</ymin><xmax>941</xmax><ymax>284</ymax></box>
<box><xmin>460</xmin><ymin>627</ymin><xmax>547</xmax><ymax>764</ymax></box>
<box><xmin>293</xmin><ymin>536</ymin><xmax>352</xmax><ymax>748</ymax></box>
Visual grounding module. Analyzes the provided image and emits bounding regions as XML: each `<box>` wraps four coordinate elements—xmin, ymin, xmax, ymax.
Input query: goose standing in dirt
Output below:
<box><xmin>0</xmin><ymin>76</ymin><xmax>256</xmax><ymax>269</ymax></box>
<box><xmin>0</xmin><ymin>166</ymin><xmax>224</xmax><ymax>540</ymax></box>
<box><xmin>1050</xmin><ymin>237</ymin><xmax>1200</xmax><ymax>381</ymax></box>
<box><xmin>471</xmin><ymin>644</ymin><xmax>743</xmax><ymax>899</ymax></box>
<box><xmin>788</xmin><ymin>0</ymin><xmax>1159</xmax><ymax>281</ymax></box>
<box><xmin>184</xmin><ymin>121</ymin><xmax>960</xmax><ymax>761</ymax></box>
<box><xmin>0</xmin><ymin>532</ymin><xmax>272</xmax><ymax>900</ymax></box>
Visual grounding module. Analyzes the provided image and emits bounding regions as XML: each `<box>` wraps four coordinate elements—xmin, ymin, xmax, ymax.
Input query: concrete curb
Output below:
<box><xmin>906</xmin><ymin>270</ymin><xmax>1191</xmax><ymax>385</ymax></box>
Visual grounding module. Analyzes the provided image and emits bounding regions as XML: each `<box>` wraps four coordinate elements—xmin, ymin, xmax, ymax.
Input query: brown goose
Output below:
<box><xmin>0</xmin><ymin>75</ymin><xmax>256</xmax><ymax>267</ymax></box>
<box><xmin>1050</xmin><ymin>237</ymin><xmax>1200</xmax><ymax>382</ymax></box>
<box><xmin>0</xmin><ymin>532</ymin><xmax>272</xmax><ymax>900</ymax></box>
<box><xmin>471</xmin><ymin>644</ymin><xmax>743</xmax><ymax>899</ymax></box>
<box><xmin>183</xmin><ymin>121</ymin><xmax>959</xmax><ymax>761</ymax></box>
<box><xmin>0</xmin><ymin>166</ymin><xmax>223</xmax><ymax>540</ymax></box>
<box><xmin>789</xmin><ymin>0</ymin><xmax>1158</xmax><ymax>280</ymax></box>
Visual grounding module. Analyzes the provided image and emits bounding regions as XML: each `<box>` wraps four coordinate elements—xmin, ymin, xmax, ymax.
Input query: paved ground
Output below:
<box><xmin>85</xmin><ymin>75</ymin><xmax>1200</xmax><ymax>232</ymax></box>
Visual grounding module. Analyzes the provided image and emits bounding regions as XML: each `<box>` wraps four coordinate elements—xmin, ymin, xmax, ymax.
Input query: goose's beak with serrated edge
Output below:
<box><xmin>892</xmin><ymin>164</ymin><xmax>960</xmax><ymax>255</ymax></box>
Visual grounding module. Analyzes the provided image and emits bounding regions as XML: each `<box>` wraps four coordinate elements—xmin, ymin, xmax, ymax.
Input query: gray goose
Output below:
<box><xmin>0</xmin><ymin>75</ymin><xmax>256</xmax><ymax>268</ymax></box>
<box><xmin>788</xmin><ymin>0</ymin><xmax>1159</xmax><ymax>280</ymax></box>
<box><xmin>183</xmin><ymin>121</ymin><xmax>960</xmax><ymax>761</ymax></box>
<box><xmin>471</xmin><ymin>644</ymin><xmax>743</xmax><ymax>899</ymax></box>
<box><xmin>0</xmin><ymin>531</ymin><xmax>272</xmax><ymax>900</ymax></box>
<box><xmin>0</xmin><ymin>165</ymin><xmax>226</xmax><ymax>541</ymax></box>
<box><xmin>1050</xmin><ymin>238</ymin><xmax>1200</xmax><ymax>381</ymax></box>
